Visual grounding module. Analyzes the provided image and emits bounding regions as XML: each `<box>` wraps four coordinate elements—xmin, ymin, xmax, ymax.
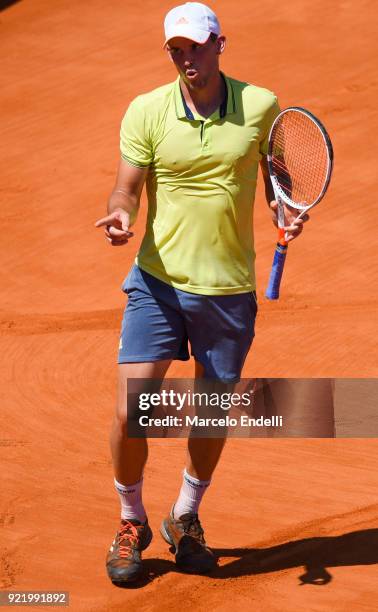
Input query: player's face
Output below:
<box><xmin>166</xmin><ymin>36</ymin><xmax>225</xmax><ymax>89</ymax></box>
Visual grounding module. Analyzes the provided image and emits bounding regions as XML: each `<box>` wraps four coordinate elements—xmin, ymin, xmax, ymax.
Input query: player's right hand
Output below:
<box><xmin>94</xmin><ymin>209</ymin><xmax>134</xmax><ymax>247</ymax></box>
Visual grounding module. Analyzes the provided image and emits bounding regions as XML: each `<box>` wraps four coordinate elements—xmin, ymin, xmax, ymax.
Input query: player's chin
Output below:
<box><xmin>110</xmin><ymin>239</ymin><xmax>129</xmax><ymax>247</ymax></box>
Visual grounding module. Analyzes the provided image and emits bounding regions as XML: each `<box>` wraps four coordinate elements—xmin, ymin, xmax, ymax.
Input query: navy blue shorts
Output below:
<box><xmin>118</xmin><ymin>265</ymin><xmax>257</xmax><ymax>383</ymax></box>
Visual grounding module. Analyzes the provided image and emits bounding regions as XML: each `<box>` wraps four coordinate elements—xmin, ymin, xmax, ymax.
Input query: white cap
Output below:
<box><xmin>164</xmin><ymin>2</ymin><xmax>220</xmax><ymax>47</ymax></box>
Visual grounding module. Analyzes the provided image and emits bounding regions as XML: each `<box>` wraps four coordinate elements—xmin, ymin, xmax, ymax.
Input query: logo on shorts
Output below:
<box><xmin>119</xmin><ymin>337</ymin><xmax>123</xmax><ymax>350</ymax></box>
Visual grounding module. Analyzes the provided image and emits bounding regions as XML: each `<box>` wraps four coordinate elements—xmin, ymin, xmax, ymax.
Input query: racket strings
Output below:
<box><xmin>270</xmin><ymin>112</ymin><xmax>329</xmax><ymax>206</ymax></box>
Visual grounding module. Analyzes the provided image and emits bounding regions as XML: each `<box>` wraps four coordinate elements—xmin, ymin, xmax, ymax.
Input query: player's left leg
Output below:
<box><xmin>160</xmin><ymin>290</ymin><xmax>257</xmax><ymax>574</ymax></box>
<box><xmin>160</xmin><ymin>362</ymin><xmax>230</xmax><ymax>574</ymax></box>
<box><xmin>185</xmin><ymin>361</ymin><xmax>227</xmax><ymax>480</ymax></box>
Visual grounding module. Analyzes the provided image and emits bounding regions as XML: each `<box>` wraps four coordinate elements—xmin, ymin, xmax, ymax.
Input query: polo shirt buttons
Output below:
<box><xmin>201</xmin><ymin>122</ymin><xmax>211</xmax><ymax>150</ymax></box>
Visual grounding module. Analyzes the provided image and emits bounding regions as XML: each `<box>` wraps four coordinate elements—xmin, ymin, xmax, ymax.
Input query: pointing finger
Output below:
<box><xmin>95</xmin><ymin>215</ymin><xmax>114</xmax><ymax>228</ymax></box>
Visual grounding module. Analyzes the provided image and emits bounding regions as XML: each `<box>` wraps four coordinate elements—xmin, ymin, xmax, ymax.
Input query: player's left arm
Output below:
<box><xmin>260</xmin><ymin>156</ymin><xmax>309</xmax><ymax>242</ymax></box>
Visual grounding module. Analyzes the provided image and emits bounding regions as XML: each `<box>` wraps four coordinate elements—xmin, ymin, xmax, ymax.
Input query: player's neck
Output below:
<box><xmin>180</xmin><ymin>71</ymin><xmax>225</xmax><ymax>119</ymax></box>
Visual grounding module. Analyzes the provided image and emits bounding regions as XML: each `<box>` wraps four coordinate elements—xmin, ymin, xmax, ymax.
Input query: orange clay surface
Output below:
<box><xmin>1</xmin><ymin>1</ymin><xmax>377</xmax><ymax>610</ymax></box>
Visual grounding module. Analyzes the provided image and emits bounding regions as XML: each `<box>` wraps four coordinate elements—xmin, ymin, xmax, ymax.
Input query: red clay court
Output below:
<box><xmin>1</xmin><ymin>1</ymin><xmax>377</xmax><ymax>610</ymax></box>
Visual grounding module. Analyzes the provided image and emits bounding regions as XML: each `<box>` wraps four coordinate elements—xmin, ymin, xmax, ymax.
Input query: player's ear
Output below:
<box><xmin>216</xmin><ymin>36</ymin><xmax>226</xmax><ymax>55</ymax></box>
<box><xmin>165</xmin><ymin>44</ymin><xmax>174</xmax><ymax>63</ymax></box>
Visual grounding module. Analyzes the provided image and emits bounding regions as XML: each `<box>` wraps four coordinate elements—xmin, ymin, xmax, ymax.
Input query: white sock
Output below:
<box><xmin>114</xmin><ymin>477</ymin><xmax>146</xmax><ymax>523</ymax></box>
<box><xmin>173</xmin><ymin>469</ymin><xmax>211</xmax><ymax>519</ymax></box>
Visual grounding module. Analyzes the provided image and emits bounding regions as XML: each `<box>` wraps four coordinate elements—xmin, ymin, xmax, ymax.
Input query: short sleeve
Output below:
<box><xmin>259</xmin><ymin>96</ymin><xmax>281</xmax><ymax>156</ymax></box>
<box><xmin>120</xmin><ymin>97</ymin><xmax>153</xmax><ymax>167</ymax></box>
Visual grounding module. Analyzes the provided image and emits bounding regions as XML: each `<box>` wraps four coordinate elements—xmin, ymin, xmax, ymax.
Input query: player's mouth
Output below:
<box><xmin>185</xmin><ymin>69</ymin><xmax>198</xmax><ymax>79</ymax></box>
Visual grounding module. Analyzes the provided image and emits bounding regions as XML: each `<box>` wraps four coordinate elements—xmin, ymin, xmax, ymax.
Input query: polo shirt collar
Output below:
<box><xmin>174</xmin><ymin>73</ymin><xmax>236</xmax><ymax>121</ymax></box>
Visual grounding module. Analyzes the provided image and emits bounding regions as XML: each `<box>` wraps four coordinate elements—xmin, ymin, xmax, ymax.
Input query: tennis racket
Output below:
<box><xmin>265</xmin><ymin>107</ymin><xmax>333</xmax><ymax>300</ymax></box>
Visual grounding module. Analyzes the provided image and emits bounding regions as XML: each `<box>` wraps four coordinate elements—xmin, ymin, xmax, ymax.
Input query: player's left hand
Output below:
<box><xmin>269</xmin><ymin>200</ymin><xmax>309</xmax><ymax>242</ymax></box>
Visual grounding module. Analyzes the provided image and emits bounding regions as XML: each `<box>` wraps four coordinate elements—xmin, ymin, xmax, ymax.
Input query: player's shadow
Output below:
<box><xmin>210</xmin><ymin>528</ymin><xmax>378</xmax><ymax>584</ymax></box>
<box><xmin>113</xmin><ymin>527</ymin><xmax>378</xmax><ymax>588</ymax></box>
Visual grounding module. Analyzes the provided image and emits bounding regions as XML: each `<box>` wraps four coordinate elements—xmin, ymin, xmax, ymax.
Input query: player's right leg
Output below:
<box><xmin>106</xmin><ymin>264</ymin><xmax>190</xmax><ymax>584</ymax></box>
<box><xmin>107</xmin><ymin>360</ymin><xmax>171</xmax><ymax>585</ymax></box>
<box><xmin>111</xmin><ymin>360</ymin><xmax>172</xmax><ymax>484</ymax></box>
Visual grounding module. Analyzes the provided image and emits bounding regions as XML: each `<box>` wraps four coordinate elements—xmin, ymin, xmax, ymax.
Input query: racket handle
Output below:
<box><xmin>265</xmin><ymin>242</ymin><xmax>288</xmax><ymax>300</ymax></box>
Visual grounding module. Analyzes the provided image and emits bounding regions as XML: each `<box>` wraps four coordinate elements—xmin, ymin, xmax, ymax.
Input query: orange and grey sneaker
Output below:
<box><xmin>160</xmin><ymin>510</ymin><xmax>217</xmax><ymax>574</ymax></box>
<box><xmin>106</xmin><ymin>518</ymin><xmax>153</xmax><ymax>584</ymax></box>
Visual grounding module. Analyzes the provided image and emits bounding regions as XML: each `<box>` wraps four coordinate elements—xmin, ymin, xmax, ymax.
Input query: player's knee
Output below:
<box><xmin>114</xmin><ymin>400</ymin><xmax>141</xmax><ymax>431</ymax></box>
<box><xmin>113</xmin><ymin>405</ymin><xmax>129</xmax><ymax>432</ymax></box>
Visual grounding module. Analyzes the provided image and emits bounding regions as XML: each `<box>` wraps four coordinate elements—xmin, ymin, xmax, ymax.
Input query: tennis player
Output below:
<box><xmin>96</xmin><ymin>2</ymin><xmax>308</xmax><ymax>584</ymax></box>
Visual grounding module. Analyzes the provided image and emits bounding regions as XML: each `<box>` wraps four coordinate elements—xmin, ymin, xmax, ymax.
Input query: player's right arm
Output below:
<box><xmin>95</xmin><ymin>159</ymin><xmax>148</xmax><ymax>246</ymax></box>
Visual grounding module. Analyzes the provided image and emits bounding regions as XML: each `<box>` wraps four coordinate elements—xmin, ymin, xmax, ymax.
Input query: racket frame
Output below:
<box><xmin>265</xmin><ymin>106</ymin><xmax>334</xmax><ymax>299</ymax></box>
<box><xmin>267</xmin><ymin>106</ymin><xmax>334</xmax><ymax>220</ymax></box>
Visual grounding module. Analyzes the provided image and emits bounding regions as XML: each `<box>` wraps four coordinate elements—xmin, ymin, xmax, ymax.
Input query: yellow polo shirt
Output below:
<box><xmin>120</xmin><ymin>74</ymin><xmax>279</xmax><ymax>295</ymax></box>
